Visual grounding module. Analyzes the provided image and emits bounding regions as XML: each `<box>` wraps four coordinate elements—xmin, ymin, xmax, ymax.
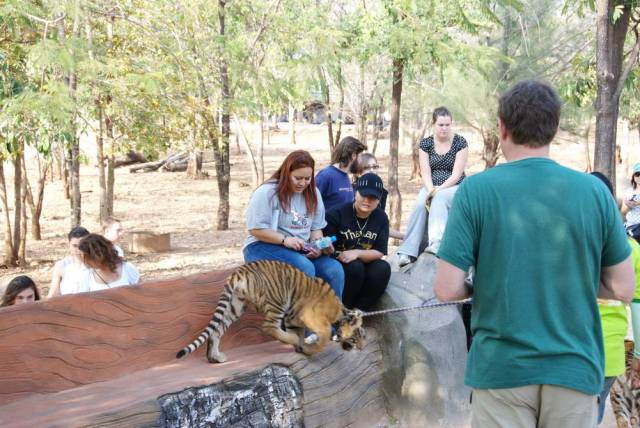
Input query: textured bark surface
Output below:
<box><xmin>0</xmin><ymin>332</ymin><xmax>385</xmax><ymax>428</ymax></box>
<box><xmin>371</xmin><ymin>253</ymin><xmax>470</xmax><ymax>427</ymax></box>
<box><xmin>158</xmin><ymin>364</ymin><xmax>303</xmax><ymax>428</ymax></box>
<box><xmin>0</xmin><ymin>269</ymin><xmax>274</xmax><ymax>406</ymax></box>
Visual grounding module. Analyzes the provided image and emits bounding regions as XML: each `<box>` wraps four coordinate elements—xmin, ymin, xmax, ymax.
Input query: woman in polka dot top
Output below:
<box><xmin>397</xmin><ymin>107</ymin><xmax>468</xmax><ymax>266</ymax></box>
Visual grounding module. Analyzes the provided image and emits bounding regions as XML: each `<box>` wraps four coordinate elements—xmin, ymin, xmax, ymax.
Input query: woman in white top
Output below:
<box><xmin>78</xmin><ymin>234</ymin><xmax>140</xmax><ymax>291</ymax></box>
<box><xmin>47</xmin><ymin>226</ymin><xmax>91</xmax><ymax>297</ymax></box>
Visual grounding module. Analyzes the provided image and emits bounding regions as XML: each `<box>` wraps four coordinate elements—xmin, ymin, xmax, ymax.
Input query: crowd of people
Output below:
<box><xmin>1</xmin><ymin>217</ymin><xmax>139</xmax><ymax>308</ymax></box>
<box><xmin>3</xmin><ymin>79</ymin><xmax>640</xmax><ymax>427</ymax></box>
<box><xmin>241</xmin><ymin>80</ymin><xmax>640</xmax><ymax>427</ymax></box>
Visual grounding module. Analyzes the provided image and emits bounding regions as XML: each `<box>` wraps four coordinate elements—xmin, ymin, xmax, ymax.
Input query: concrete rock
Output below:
<box><xmin>370</xmin><ymin>252</ymin><xmax>470</xmax><ymax>427</ymax></box>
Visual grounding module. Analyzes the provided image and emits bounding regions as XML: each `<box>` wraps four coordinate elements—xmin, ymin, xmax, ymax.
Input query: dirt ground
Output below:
<box><xmin>0</xmin><ymin>122</ymin><xmax>636</xmax><ymax>296</ymax></box>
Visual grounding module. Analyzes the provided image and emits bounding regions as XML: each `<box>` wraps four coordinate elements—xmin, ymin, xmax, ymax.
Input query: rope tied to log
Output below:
<box><xmin>360</xmin><ymin>298</ymin><xmax>472</xmax><ymax>318</ymax></box>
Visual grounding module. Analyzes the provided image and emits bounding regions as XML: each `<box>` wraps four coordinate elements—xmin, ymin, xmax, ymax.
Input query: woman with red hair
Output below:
<box><xmin>243</xmin><ymin>150</ymin><xmax>344</xmax><ymax>298</ymax></box>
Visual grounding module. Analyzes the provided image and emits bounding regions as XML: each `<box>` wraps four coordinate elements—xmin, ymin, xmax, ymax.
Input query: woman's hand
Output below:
<box><xmin>337</xmin><ymin>249</ymin><xmax>361</xmax><ymax>264</ymax></box>
<box><xmin>321</xmin><ymin>244</ymin><xmax>335</xmax><ymax>256</ymax></box>
<box><xmin>632</xmin><ymin>357</ymin><xmax>640</xmax><ymax>388</ymax></box>
<box><xmin>283</xmin><ymin>236</ymin><xmax>305</xmax><ymax>251</ymax></box>
<box><xmin>626</xmin><ymin>199</ymin><xmax>640</xmax><ymax>208</ymax></box>
<box><xmin>427</xmin><ymin>186</ymin><xmax>440</xmax><ymax>203</ymax></box>
<box><xmin>305</xmin><ymin>247</ymin><xmax>322</xmax><ymax>260</ymax></box>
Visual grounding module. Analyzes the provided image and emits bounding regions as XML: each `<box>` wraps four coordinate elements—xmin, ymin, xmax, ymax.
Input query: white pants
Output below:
<box><xmin>397</xmin><ymin>185</ymin><xmax>459</xmax><ymax>258</ymax></box>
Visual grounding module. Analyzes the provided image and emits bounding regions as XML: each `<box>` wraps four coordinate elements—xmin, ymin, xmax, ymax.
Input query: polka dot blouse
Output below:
<box><xmin>419</xmin><ymin>134</ymin><xmax>468</xmax><ymax>186</ymax></box>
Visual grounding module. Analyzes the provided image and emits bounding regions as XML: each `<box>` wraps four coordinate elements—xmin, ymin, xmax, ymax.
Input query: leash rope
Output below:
<box><xmin>361</xmin><ymin>298</ymin><xmax>472</xmax><ymax>318</ymax></box>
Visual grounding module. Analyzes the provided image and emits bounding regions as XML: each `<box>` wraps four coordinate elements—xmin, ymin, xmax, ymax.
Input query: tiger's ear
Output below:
<box><xmin>342</xmin><ymin>308</ymin><xmax>363</xmax><ymax>323</ymax></box>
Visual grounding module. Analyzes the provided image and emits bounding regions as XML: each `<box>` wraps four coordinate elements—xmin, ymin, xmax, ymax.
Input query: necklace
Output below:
<box><xmin>93</xmin><ymin>269</ymin><xmax>112</xmax><ymax>288</ymax></box>
<box><xmin>353</xmin><ymin>204</ymin><xmax>370</xmax><ymax>248</ymax></box>
<box><xmin>355</xmin><ymin>215</ymin><xmax>369</xmax><ymax>233</ymax></box>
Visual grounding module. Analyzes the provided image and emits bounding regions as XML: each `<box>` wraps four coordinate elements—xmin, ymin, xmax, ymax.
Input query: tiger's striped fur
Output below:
<box><xmin>176</xmin><ymin>260</ymin><xmax>364</xmax><ymax>363</ymax></box>
<box><xmin>610</xmin><ymin>340</ymin><xmax>640</xmax><ymax>427</ymax></box>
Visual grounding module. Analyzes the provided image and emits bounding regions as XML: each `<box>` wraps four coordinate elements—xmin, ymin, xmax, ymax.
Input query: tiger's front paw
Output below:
<box><xmin>207</xmin><ymin>352</ymin><xmax>227</xmax><ymax>363</ymax></box>
<box><xmin>300</xmin><ymin>343</ymin><xmax>320</xmax><ymax>356</ymax></box>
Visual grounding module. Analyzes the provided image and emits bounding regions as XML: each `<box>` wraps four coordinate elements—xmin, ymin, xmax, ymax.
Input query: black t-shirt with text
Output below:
<box><xmin>324</xmin><ymin>202</ymin><xmax>389</xmax><ymax>255</ymax></box>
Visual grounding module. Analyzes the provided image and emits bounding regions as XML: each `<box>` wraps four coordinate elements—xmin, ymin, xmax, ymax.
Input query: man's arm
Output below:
<box><xmin>599</xmin><ymin>255</ymin><xmax>636</xmax><ymax>303</ymax></box>
<box><xmin>434</xmin><ymin>259</ymin><xmax>470</xmax><ymax>301</ymax></box>
<box><xmin>47</xmin><ymin>262</ymin><xmax>63</xmax><ymax>298</ymax></box>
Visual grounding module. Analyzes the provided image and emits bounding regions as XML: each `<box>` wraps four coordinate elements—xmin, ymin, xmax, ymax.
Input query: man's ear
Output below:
<box><xmin>498</xmin><ymin>118</ymin><xmax>509</xmax><ymax>142</ymax></box>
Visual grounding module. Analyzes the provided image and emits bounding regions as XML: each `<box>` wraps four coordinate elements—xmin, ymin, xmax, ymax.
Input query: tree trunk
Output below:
<box><xmin>105</xmin><ymin>112</ymin><xmax>115</xmax><ymax>219</ymax></box>
<box><xmin>410</xmin><ymin>114</ymin><xmax>429</xmax><ymax>181</ymax></box>
<box><xmin>19</xmin><ymin>165</ymin><xmax>27</xmax><ymax>265</ymax></box>
<box><xmin>97</xmin><ymin>98</ymin><xmax>109</xmax><ymax>224</ymax></box>
<box><xmin>584</xmin><ymin>119</ymin><xmax>592</xmax><ymax>172</ymax></box>
<box><xmin>334</xmin><ymin>67</ymin><xmax>344</xmax><ymax>145</ymax></box>
<box><xmin>318</xmin><ymin>67</ymin><xmax>334</xmax><ymax>151</ymax></box>
<box><xmin>356</xmin><ymin>63</ymin><xmax>367</xmax><ymax>146</ymax></box>
<box><xmin>234</xmin><ymin>116</ymin><xmax>260</xmax><ymax>186</ymax></box>
<box><xmin>388</xmin><ymin>58</ymin><xmax>404</xmax><ymax>238</ymax></box>
<box><xmin>482</xmin><ymin>128</ymin><xmax>501</xmax><ymax>169</ymax></box>
<box><xmin>106</xmin><ymin>154</ymin><xmax>114</xmax><ymax>217</ymax></box>
<box><xmin>32</xmin><ymin>157</ymin><xmax>47</xmax><ymax>241</ymax></box>
<box><xmin>216</xmin><ymin>0</ymin><xmax>231</xmax><ymax>230</ymax></box>
<box><xmin>288</xmin><ymin>103</ymin><xmax>296</xmax><ymax>145</ymax></box>
<box><xmin>68</xmin><ymin>143</ymin><xmax>81</xmax><ymax>228</ymax></box>
<box><xmin>60</xmin><ymin>147</ymin><xmax>70</xmax><ymax>199</ymax></box>
<box><xmin>258</xmin><ymin>109</ymin><xmax>265</xmax><ymax>183</ymax></box>
<box><xmin>594</xmin><ymin>0</ymin><xmax>631</xmax><ymax>193</ymax></box>
<box><xmin>372</xmin><ymin>95</ymin><xmax>384</xmax><ymax>156</ymax></box>
<box><xmin>0</xmin><ymin>161</ymin><xmax>16</xmax><ymax>266</ymax></box>
<box><xmin>58</xmin><ymin>13</ymin><xmax>81</xmax><ymax>226</ymax></box>
<box><xmin>22</xmin><ymin>154</ymin><xmax>46</xmax><ymax>241</ymax></box>
<box><xmin>12</xmin><ymin>145</ymin><xmax>23</xmax><ymax>264</ymax></box>
<box><xmin>186</xmin><ymin>150</ymin><xmax>204</xmax><ymax>179</ymax></box>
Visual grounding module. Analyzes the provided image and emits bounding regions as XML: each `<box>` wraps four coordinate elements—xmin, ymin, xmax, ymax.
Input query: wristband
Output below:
<box><xmin>281</xmin><ymin>236</ymin><xmax>286</xmax><ymax>245</ymax></box>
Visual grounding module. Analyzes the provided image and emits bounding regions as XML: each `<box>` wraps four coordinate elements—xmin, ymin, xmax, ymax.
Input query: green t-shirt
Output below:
<box><xmin>599</xmin><ymin>238</ymin><xmax>640</xmax><ymax>377</ymax></box>
<box><xmin>439</xmin><ymin>158</ymin><xmax>630</xmax><ymax>395</ymax></box>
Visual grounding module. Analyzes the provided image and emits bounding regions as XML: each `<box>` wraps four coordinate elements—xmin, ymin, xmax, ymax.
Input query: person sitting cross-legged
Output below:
<box><xmin>324</xmin><ymin>173</ymin><xmax>391</xmax><ymax>310</ymax></box>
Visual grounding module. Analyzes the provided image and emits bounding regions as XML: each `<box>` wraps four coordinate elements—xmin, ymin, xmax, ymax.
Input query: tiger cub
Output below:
<box><xmin>176</xmin><ymin>260</ymin><xmax>365</xmax><ymax>363</ymax></box>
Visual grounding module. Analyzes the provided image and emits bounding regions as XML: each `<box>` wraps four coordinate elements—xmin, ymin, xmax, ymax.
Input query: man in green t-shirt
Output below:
<box><xmin>433</xmin><ymin>80</ymin><xmax>636</xmax><ymax>427</ymax></box>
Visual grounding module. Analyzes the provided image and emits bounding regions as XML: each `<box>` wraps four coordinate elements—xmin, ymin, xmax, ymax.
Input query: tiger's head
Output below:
<box><xmin>333</xmin><ymin>308</ymin><xmax>365</xmax><ymax>351</ymax></box>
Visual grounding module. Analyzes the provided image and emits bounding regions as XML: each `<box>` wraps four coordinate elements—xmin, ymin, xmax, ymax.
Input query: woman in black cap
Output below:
<box><xmin>323</xmin><ymin>173</ymin><xmax>391</xmax><ymax>310</ymax></box>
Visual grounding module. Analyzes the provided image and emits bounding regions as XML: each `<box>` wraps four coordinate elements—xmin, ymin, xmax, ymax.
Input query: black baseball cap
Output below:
<box><xmin>355</xmin><ymin>173</ymin><xmax>384</xmax><ymax>200</ymax></box>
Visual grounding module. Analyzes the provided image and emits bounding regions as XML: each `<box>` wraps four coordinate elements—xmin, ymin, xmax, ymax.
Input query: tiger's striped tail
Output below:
<box><xmin>176</xmin><ymin>320</ymin><xmax>216</xmax><ymax>359</ymax></box>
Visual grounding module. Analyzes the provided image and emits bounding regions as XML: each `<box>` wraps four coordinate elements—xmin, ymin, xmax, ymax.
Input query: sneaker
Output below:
<box><xmin>398</xmin><ymin>253</ymin><xmax>412</xmax><ymax>267</ymax></box>
<box><xmin>425</xmin><ymin>240</ymin><xmax>441</xmax><ymax>255</ymax></box>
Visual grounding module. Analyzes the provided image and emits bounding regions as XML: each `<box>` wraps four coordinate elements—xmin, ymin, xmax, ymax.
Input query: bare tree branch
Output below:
<box><xmin>21</xmin><ymin>12</ymin><xmax>65</xmax><ymax>26</ymax></box>
<box><xmin>613</xmin><ymin>26</ymin><xmax>640</xmax><ymax>102</ymax></box>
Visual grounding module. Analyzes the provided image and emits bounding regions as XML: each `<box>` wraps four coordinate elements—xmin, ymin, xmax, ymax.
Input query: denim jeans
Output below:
<box><xmin>243</xmin><ymin>241</ymin><xmax>344</xmax><ymax>299</ymax></box>
<box><xmin>398</xmin><ymin>185</ymin><xmax>459</xmax><ymax>258</ymax></box>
